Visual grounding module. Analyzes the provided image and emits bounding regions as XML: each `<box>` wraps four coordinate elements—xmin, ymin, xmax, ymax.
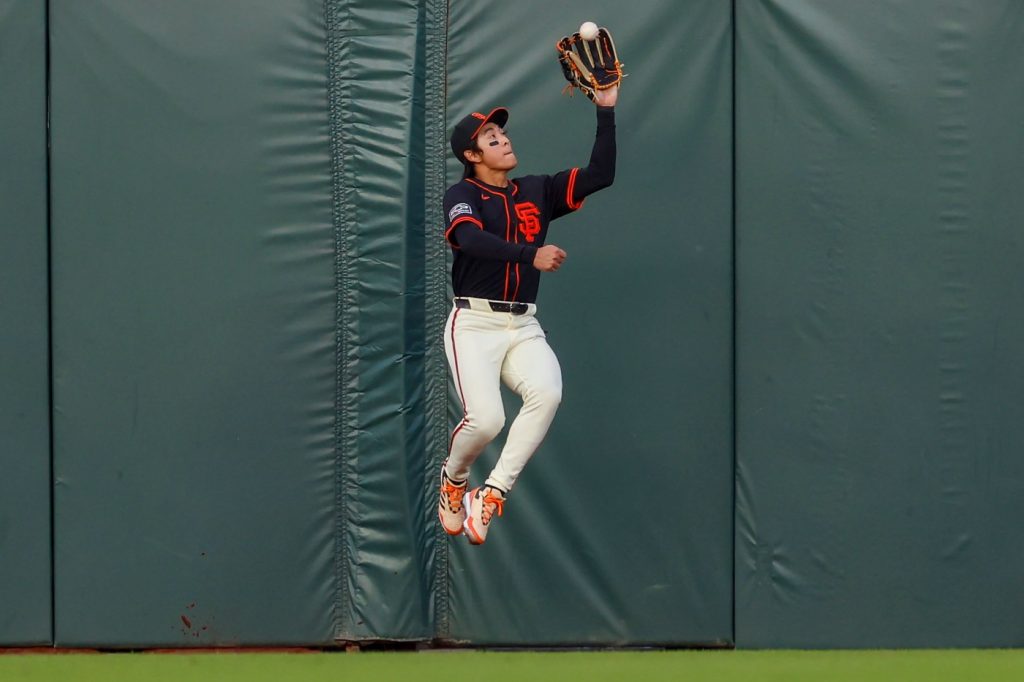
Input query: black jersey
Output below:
<box><xmin>443</xmin><ymin>106</ymin><xmax>616</xmax><ymax>304</ymax></box>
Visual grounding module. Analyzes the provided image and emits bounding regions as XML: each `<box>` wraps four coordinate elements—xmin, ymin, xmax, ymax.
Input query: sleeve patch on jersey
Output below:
<box><xmin>448</xmin><ymin>203</ymin><xmax>473</xmax><ymax>221</ymax></box>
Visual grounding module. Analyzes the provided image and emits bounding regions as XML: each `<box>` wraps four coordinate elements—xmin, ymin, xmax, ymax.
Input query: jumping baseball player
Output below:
<box><xmin>437</xmin><ymin>26</ymin><xmax>623</xmax><ymax>544</ymax></box>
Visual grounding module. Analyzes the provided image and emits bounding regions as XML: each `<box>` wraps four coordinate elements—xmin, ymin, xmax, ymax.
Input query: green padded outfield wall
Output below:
<box><xmin>736</xmin><ymin>0</ymin><xmax>1024</xmax><ymax>647</ymax></box>
<box><xmin>47</xmin><ymin>0</ymin><xmax>733</xmax><ymax>647</ymax></box>
<box><xmin>0</xmin><ymin>0</ymin><xmax>52</xmax><ymax>646</ymax></box>
<box><xmin>50</xmin><ymin>0</ymin><xmax>340</xmax><ymax>646</ymax></box>
<box><xmin>39</xmin><ymin>0</ymin><xmax>1024</xmax><ymax>649</ymax></box>
<box><xmin>326</xmin><ymin>0</ymin><xmax>443</xmax><ymax>640</ymax></box>
<box><xmin>443</xmin><ymin>0</ymin><xmax>734</xmax><ymax>645</ymax></box>
<box><xmin>49</xmin><ymin>0</ymin><xmax>445</xmax><ymax>646</ymax></box>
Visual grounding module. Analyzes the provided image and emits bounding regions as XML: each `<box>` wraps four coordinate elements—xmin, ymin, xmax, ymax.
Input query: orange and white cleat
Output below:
<box><xmin>462</xmin><ymin>485</ymin><xmax>506</xmax><ymax>545</ymax></box>
<box><xmin>438</xmin><ymin>469</ymin><xmax>469</xmax><ymax>536</ymax></box>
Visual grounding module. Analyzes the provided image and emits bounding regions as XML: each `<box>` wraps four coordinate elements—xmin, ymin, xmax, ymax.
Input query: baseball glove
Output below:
<box><xmin>556</xmin><ymin>27</ymin><xmax>624</xmax><ymax>102</ymax></box>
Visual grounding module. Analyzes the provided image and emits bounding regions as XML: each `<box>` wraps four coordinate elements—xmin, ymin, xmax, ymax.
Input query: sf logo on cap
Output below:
<box><xmin>515</xmin><ymin>202</ymin><xmax>541</xmax><ymax>243</ymax></box>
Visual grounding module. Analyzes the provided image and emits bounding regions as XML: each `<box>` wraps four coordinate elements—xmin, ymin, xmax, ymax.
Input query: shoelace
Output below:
<box><xmin>481</xmin><ymin>490</ymin><xmax>505</xmax><ymax>524</ymax></box>
<box><xmin>442</xmin><ymin>480</ymin><xmax>465</xmax><ymax>513</ymax></box>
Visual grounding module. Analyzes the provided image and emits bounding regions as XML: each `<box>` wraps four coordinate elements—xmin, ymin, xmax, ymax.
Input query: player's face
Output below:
<box><xmin>472</xmin><ymin>122</ymin><xmax>517</xmax><ymax>171</ymax></box>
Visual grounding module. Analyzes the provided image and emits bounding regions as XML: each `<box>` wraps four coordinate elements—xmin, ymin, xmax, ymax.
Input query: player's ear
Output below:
<box><xmin>463</xmin><ymin>148</ymin><xmax>481</xmax><ymax>165</ymax></box>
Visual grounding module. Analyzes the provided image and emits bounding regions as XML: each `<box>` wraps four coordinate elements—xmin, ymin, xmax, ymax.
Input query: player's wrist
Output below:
<box><xmin>596</xmin><ymin>106</ymin><xmax>616</xmax><ymax>126</ymax></box>
<box><xmin>520</xmin><ymin>245</ymin><xmax>539</xmax><ymax>265</ymax></box>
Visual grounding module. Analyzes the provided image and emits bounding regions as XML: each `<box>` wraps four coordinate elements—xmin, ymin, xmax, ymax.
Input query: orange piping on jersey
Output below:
<box><xmin>449</xmin><ymin>215</ymin><xmax>483</xmax><ymax>231</ymax></box>
<box><xmin>502</xmin><ymin>191</ymin><xmax>512</xmax><ymax>299</ymax></box>
<box><xmin>566</xmin><ymin>167</ymin><xmax>586</xmax><ymax>210</ymax></box>
<box><xmin>465</xmin><ymin>179</ymin><xmax>516</xmax><ymax>298</ymax></box>
<box><xmin>503</xmin><ymin>194</ymin><xmax>513</xmax><ymax>300</ymax></box>
<box><xmin>511</xmin><ymin>194</ymin><xmax>520</xmax><ymax>300</ymax></box>
<box><xmin>465</xmin><ymin>177</ymin><xmax>505</xmax><ymax>196</ymax></box>
<box><xmin>445</xmin><ymin>215</ymin><xmax>483</xmax><ymax>246</ymax></box>
<box><xmin>464</xmin><ymin>177</ymin><xmax>515</xmax><ymax>300</ymax></box>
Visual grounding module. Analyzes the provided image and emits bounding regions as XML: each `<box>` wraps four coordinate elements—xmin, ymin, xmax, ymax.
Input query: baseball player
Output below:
<box><xmin>436</xmin><ymin>73</ymin><xmax>619</xmax><ymax>544</ymax></box>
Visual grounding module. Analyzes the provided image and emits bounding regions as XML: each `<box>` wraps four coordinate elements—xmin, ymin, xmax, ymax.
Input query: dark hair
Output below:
<box><xmin>461</xmin><ymin>138</ymin><xmax>482</xmax><ymax>178</ymax></box>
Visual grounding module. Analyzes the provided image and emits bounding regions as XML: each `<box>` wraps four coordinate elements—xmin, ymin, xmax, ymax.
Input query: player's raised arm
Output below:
<box><xmin>549</xmin><ymin>23</ymin><xmax>623</xmax><ymax>212</ymax></box>
<box><xmin>576</xmin><ymin>95</ymin><xmax>617</xmax><ymax>194</ymax></box>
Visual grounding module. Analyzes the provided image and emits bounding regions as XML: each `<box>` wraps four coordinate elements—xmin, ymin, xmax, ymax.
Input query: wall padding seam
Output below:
<box><xmin>325</xmin><ymin>0</ymin><xmax>353</xmax><ymax>641</ymax></box>
<box><xmin>424</xmin><ymin>0</ymin><xmax>451</xmax><ymax>641</ymax></box>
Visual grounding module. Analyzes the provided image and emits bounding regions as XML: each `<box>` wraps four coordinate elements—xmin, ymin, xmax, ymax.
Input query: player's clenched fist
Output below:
<box><xmin>533</xmin><ymin>245</ymin><xmax>567</xmax><ymax>272</ymax></box>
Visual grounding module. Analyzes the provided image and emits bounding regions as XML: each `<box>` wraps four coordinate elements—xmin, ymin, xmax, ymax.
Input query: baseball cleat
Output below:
<box><xmin>438</xmin><ymin>468</ymin><xmax>469</xmax><ymax>536</ymax></box>
<box><xmin>462</xmin><ymin>485</ymin><xmax>506</xmax><ymax>545</ymax></box>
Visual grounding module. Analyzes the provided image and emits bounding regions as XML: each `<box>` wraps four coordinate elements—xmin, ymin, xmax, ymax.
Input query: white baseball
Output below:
<box><xmin>579</xmin><ymin>21</ymin><xmax>599</xmax><ymax>41</ymax></box>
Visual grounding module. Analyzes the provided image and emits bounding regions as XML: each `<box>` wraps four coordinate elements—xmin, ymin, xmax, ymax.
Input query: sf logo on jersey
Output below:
<box><xmin>515</xmin><ymin>202</ymin><xmax>541</xmax><ymax>243</ymax></box>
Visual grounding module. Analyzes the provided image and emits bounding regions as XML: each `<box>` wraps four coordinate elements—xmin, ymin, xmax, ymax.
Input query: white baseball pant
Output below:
<box><xmin>443</xmin><ymin>297</ymin><xmax>563</xmax><ymax>493</ymax></box>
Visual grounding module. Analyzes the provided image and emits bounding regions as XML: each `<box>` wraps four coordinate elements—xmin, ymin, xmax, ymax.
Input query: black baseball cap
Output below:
<box><xmin>450</xmin><ymin>107</ymin><xmax>509</xmax><ymax>165</ymax></box>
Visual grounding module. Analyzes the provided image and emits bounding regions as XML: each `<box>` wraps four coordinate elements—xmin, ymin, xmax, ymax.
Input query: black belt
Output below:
<box><xmin>455</xmin><ymin>298</ymin><xmax>530</xmax><ymax>315</ymax></box>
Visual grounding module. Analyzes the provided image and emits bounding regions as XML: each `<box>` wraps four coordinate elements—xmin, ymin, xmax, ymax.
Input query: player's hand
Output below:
<box><xmin>594</xmin><ymin>85</ymin><xmax>618</xmax><ymax>107</ymax></box>
<box><xmin>533</xmin><ymin>245</ymin><xmax>567</xmax><ymax>272</ymax></box>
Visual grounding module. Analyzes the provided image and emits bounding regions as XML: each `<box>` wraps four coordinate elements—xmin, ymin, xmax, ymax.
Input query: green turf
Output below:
<box><xmin>2</xmin><ymin>649</ymin><xmax>1024</xmax><ymax>682</ymax></box>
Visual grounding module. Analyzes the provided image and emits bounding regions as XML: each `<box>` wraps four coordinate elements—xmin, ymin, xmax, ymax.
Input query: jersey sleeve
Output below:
<box><xmin>443</xmin><ymin>182</ymin><xmax>483</xmax><ymax>248</ymax></box>
<box><xmin>544</xmin><ymin>106</ymin><xmax>617</xmax><ymax>221</ymax></box>
<box><xmin>546</xmin><ymin>168</ymin><xmax>587</xmax><ymax>220</ymax></box>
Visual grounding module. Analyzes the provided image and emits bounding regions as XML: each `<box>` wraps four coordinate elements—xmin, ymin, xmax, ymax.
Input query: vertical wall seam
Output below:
<box><xmin>408</xmin><ymin>0</ymin><xmax>433</xmax><ymax>641</ymax></box>
<box><xmin>325</xmin><ymin>0</ymin><xmax>351</xmax><ymax>641</ymax></box>
<box><xmin>425</xmin><ymin>0</ymin><xmax>451</xmax><ymax>641</ymax></box>
<box><xmin>45</xmin><ymin>0</ymin><xmax>56</xmax><ymax>647</ymax></box>
<box><xmin>730</xmin><ymin>0</ymin><xmax>738</xmax><ymax>648</ymax></box>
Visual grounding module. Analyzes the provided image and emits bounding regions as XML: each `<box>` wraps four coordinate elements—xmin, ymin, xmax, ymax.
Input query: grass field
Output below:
<box><xmin>2</xmin><ymin>649</ymin><xmax>1024</xmax><ymax>681</ymax></box>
